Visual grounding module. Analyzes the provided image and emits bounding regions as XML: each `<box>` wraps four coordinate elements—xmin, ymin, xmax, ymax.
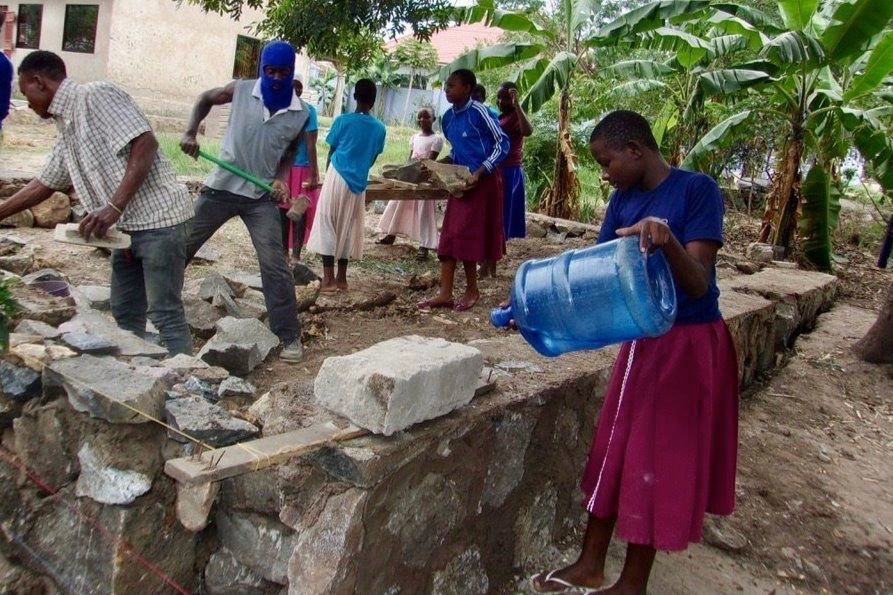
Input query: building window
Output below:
<box><xmin>232</xmin><ymin>35</ymin><xmax>261</xmax><ymax>79</ymax></box>
<box><xmin>16</xmin><ymin>4</ymin><xmax>42</xmax><ymax>49</ymax></box>
<box><xmin>62</xmin><ymin>4</ymin><xmax>99</xmax><ymax>54</ymax></box>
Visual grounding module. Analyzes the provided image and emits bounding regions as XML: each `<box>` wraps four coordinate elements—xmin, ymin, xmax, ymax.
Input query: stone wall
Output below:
<box><xmin>0</xmin><ymin>259</ymin><xmax>838</xmax><ymax>593</ymax></box>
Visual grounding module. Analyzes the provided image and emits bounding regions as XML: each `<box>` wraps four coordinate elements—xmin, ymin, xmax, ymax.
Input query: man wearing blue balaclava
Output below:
<box><xmin>180</xmin><ymin>40</ymin><xmax>309</xmax><ymax>363</ymax></box>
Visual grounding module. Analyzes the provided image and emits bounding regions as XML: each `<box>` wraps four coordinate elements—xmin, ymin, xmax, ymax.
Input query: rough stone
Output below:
<box><xmin>314</xmin><ymin>335</ymin><xmax>483</xmax><ymax>436</ymax></box>
<box><xmin>8</xmin><ymin>332</ymin><xmax>44</xmax><ymax>348</ymax></box>
<box><xmin>13</xmin><ymin>401</ymin><xmax>80</xmax><ymax>488</ymax></box>
<box><xmin>14</xmin><ymin>318</ymin><xmax>61</xmax><ymax>339</ymax></box>
<box><xmin>431</xmin><ymin>547</ymin><xmax>490</xmax><ymax>595</ymax></box>
<box><xmin>182</xmin><ymin>375</ymin><xmax>219</xmax><ymax>401</ymax></box>
<box><xmin>0</xmin><ymin>398</ymin><xmax>19</xmax><ymax>428</ymax></box>
<box><xmin>61</xmin><ymin>331</ymin><xmax>119</xmax><ymax>355</ymax></box>
<box><xmin>165</xmin><ymin>395</ymin><xmax>259</xmax><ymax>447</ymax></box>
<box><xmin>184</xmin><ymin>295</ymin><xmax>222</xmax><ymax>339</ymax></box>
<box><xmin>287</xmin><ymin>488</ymin><xmax>368</xmax><ymax>594</ymax></box>
<box><xmin>44</xmin><ymin>355</ymin><xmax>167</xmax><ymax>424</ymax></box>
<box><xmin>193</xmin><ymin>243</ymin><xmax>220</xmax><ymax>264</ymax></box>
<box><xmin>9</xmin><ymin>282</ymin><xmax>77</xmax><ymax>326</ymax></box>
<box><xmin>223</xmin><ymin>271</ymin><xmax>263</xmax><ymax>291</ymax></box>
<box><xmin>31</xmin><ymin>191</ymin><xmax>71</xmax><ymax>228</ymax></box>
<box><xmin>514</xmin><ymin>483</ymin><xmax>558</xmax><ymax>568</ymax></box>
<box><xmin>525</xmin><ymin>221</ymin><xmax>548</xmax><ymax>238</ymax></box>
<box><xmin>10</xmin><ymin>343</ymin><xmax>77</xmax><ymax>371</ymax></box>
<box><xmin>234</xmin><ymin>297</ymin><xmax>266</xmax><ymax>320</ymax></box>
<box><xmin>745</xmin><ymin>242</ymin><xmax>775</xmax><ymax>263</ymax></box>
<box><xmin>75</xmin><ymin>442</ymin><xmax>154</xmax><ymax>505</ymax></box>
<box><xmin>22</xmin><ymin>483</ymin><xmax>196</xmax><ymax>594</ymax></box>
<box><xmin>703</xmin><ymin>516</ymin><xmax>748</xmax><ymax>552</ymax></box>
<box><xmin>213</xmin><ymin>288</ymin><xmax>244</xmax><ymax>317</ymax></box>
<box><xmin>161</xmin><ymin>353</ymin><xmax>210</xmax><ymax>370</ymax></box>
<box><xmin>219</xmin><ymin>376</ymin><xmax>256</xmax><ymax>399</ymax></box>
<box><xmin>192</xmin><ymin>365</ymin><xmax>231</xmax><ymax>384</ymax></box>
<box><xmin>58</xmin><ymin>309</ymin><xmax>168</xmax><ymax>357</ymax></box>
<box><xmin>217</xmin><ymin>510</ymin><xmax>298</xmax><ymax>585</ymax></box>
<box><xmin>292</xmin><ymin>263</ymin><xmax>319</xmax><ymax>286</ymax></box>
<box><xmin>176</xmin><ymin>480</ymin><xmax>220</xmax><ymax>532</ymax></box>
<box><xmin>76</xmin><ymin>285</ymin><xmax>111</xmax><ymax>310</ymax></box>
<box><xmin>0</xmin><ymin>208</ymin><xmax>34</xmax><ymax>228</ymax></box>
<box><xmin>199</xmin><ymin>272</ymin><xmax>236</xmax><ymax>301</ymax></box>
<box><xmin>0</xmin><ymin>360</ymin><xmax>42</xmax><ymax>402</ymax></box>
<box><xmin>0</xmin><ymin>251</ymin><xmax>34</xmax><ymax>275</ymax></box>
<box><xmin>247</xmin><ymin>391</ymin><xmax>274</xmax><ymax>427</ymax></box>
<box><xmin>481</xmin><ymin>411</ymin><xmax>537</xmax><ymax>508</ymax></box>
<box><xmin>133</xmin><ymin>364</ymin><xmax>181</xmax><ymax>388</ymax></box>
<box><xmin>720</xmin><ymin>289</ymin><xmax>776</xmax><ymax>386</ymax></box>
<box><xmin>385</xmin><ymin>473</ymin><xmax>465</xmax><ymax>567</ymax></box>
<box><xmin>205</xmin><ymin>547</ymin><xmax>277</xmax><ymax>595</ymax></box>
<box><xmin>197</xmin><ymin>317</ymin><xmax>279</xmax><ymax>375</ymax></box>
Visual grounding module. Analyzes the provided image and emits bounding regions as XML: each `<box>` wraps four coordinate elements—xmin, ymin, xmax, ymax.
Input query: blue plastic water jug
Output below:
<box><xmin>490</xmin><ymin>236</ymin><xmax>677</xmax><ymax>357</ymax></box>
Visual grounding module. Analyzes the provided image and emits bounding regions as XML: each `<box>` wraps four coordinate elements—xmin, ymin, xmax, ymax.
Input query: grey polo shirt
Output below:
<box><xmin>204</xmin><ymin>79</ymin><xmax>309</xmax><ymax>199</ymax></box>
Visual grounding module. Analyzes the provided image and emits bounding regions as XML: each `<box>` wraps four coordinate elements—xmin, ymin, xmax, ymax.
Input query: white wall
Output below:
<box><xmin>6</xmin><ymin>0</ymin><xmax>113</xmax><ymax>82</ymax></box>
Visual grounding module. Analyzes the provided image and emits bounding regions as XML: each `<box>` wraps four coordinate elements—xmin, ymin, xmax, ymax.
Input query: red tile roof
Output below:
<box><xmin>386</xmin><ymin>23</ymin><xmax>505</xmax><ymax>64</ymax></box>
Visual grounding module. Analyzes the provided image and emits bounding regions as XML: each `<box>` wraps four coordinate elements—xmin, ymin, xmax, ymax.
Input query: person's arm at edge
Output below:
<box><xmin>306</xmin><ymin>130</ymin><xmax>320</xmax><ymax>186</ymax></box>
<box><xmin>0</xmin><ymin>179</ymin><xmax>55</xmax><ymax>221</ymax></box>
<box><xmin>180</xmin><ymin>82</ymin><xmax>236</xmax><ymax>158</ymax></box>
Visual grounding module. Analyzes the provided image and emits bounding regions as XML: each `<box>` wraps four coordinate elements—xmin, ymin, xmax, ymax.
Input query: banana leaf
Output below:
<box><xmin>799</xmin><ymin>164</ymin><xmax>833</xmax><ymax>271</ymax></box>
<box><xmin>698</xmin><ymin>68</ymin><xmax>774</xmax><ymax>95</ymax></box>
<box><xmin>820</xmin><ymin>0</ymin><xmax>893</xmax><ymax>62</ymax></box>
<box><xmin>437</xmin><ymin>43</ymin><xmax>544</xmax><ymax>80</ymax></box>
<box><xmin>520</xmin><ymin>51</ymin><xmax>578</xmax><ymax>113</ymax></box>
<box><xmin>777</xmin><ymin>0</ymin><xmax>818</xmax><ymax>32</ymax></box>
<box><xmin>602</xmin><ymin>59</ymin><xmax>677</xmax><ymax>79</ymax></box>
<box><xmin>589</xmin><ymin>0</ymin><xmax>711</xmax><ymax>43</ymax></box>
<box><xmin>681</xmin><ymin>110</ymin><xmax>753</xmax><ymax>171</ymax></box>
<box><xmin>712</xmin><ymin>3</ymin><xmax>784</xmax><ymax>33</ymax></box>
<box><xmin>845</xmin><ymin>30</ymin><xmax>893</xmax><ymax>100</ymax></box>
<box><xmin>760</xmin><ymin>30</ymin><xmax>825</xmax><ymax>67</ymax></box>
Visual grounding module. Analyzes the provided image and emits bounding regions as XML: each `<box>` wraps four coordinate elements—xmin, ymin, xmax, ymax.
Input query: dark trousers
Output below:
<box><xmin>187</xmin><ymin>188</ymin><xmax>300</xmax><ymax>344</ymax></box>
<box><xmin>111</xmin><ymin>219</ymin><xmax>193</xmax><ymax>355</ymax></box>
<box><xmin>279</xmin><ymin>208</ymin><xmax>307</xmax><ymax>259</ymax></box>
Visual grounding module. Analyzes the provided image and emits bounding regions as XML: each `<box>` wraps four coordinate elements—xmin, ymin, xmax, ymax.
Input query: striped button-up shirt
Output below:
<box><xmin>441</xmin><ymin>98</ymin><xmax>509</xmax><ymax>174</ymax></box>
<box><xmin>38</xmin><ymin>79</ymin><xmax>193</xmax><ymax>231</ymax></box>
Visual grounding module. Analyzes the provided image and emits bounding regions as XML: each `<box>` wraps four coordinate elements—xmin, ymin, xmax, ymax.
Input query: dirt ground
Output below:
<box><xmin>2</xmin><ymin>112</ymin><xmax>892</xmax><ymax>594</ymax></box>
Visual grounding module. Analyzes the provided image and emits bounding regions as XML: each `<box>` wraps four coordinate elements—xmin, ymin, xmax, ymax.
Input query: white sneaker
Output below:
<box><xmin>280</xmin><ymin>340</ymin><xmax>303</xmax><ymax>362</ymax></box>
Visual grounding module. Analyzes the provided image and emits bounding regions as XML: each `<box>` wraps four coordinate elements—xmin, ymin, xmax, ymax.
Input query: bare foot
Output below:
<box><xmin>336</xmin><ymin>280</ymin><xmax>349</xmax><ymax>292</ymax></box>
<box><xmin>320</xmin><ymin>283</ymin><xmax>339</xmax><ymax>294</ymax></box>
<box><xmin>418</xmin><ymin>294</ymin><xmax>455</xmax><ymax>309</ymax></box>
<box><xmin>530</xmin><ymin>564</ymin><xmax>605</xmax><ymax>593</ymax></box>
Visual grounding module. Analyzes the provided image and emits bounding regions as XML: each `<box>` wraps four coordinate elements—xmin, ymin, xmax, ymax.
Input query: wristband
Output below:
<box><xmin>107</xmin><ymin>202</ymin><xmax>123</xmax><ymax>216</ymax></box>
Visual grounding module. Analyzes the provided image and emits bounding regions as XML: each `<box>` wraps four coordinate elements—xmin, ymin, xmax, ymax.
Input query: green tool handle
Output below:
<box><xmin>197</xmin><ymin>150</ymin><xmax>275</xmax><ymax>194</ymax></box>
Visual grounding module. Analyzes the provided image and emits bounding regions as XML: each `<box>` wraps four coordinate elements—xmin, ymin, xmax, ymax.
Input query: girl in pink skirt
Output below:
<box><xmin>531</xmin><ymin>110</ymin><xmax>739</xmax><ymax>594</ymax></box>
<box><xmin>282</xmin><ymin>78</ymin><xmax>320</xmax><ymax>266</ymax></box>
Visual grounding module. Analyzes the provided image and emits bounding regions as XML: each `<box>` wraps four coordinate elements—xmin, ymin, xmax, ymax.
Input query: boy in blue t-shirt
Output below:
<box><xmin>529</xmin><ymin>111</ymin><xmax>738</xmax><ymax>595</ymax></box>
<box><xmin>307</xmin><ymin>79</ymin><xmax>386</xmax><ymax>292</ymax></box>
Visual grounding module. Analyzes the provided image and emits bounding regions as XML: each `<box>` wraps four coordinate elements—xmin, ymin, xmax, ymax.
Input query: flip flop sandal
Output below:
<box><xmin>529</xmin><ymin>570</ymin><xmax>597</xmax><ymax>594</ymax></box>
<box><xmin>454</xmin><ymin>297</ymin><xmax>479</xmax><ymax>312</ymax></box>
<box><xmin>417</xmin><ymin>298</ymin><xmax>455</xmax><ymax>310</ymax></box>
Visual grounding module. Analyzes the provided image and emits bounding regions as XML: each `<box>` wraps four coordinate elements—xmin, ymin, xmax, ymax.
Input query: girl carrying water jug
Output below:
<box><xmin>530</xmin><ymin>110</ymin><xmax>739</xmax><ymax>594</ymax></box>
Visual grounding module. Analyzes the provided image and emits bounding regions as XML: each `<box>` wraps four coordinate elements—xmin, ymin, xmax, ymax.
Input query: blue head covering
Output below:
<box><xmin>259</xmin><ymin>41</ymin><xmax>296</xmax><ymax>113</ymax></box>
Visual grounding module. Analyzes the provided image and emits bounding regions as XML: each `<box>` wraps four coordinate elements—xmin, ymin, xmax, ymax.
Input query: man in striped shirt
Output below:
<box><xmin>0</xmin><ymin>51</ymin><xmax>195</xmax><ymax>355</ymax></box>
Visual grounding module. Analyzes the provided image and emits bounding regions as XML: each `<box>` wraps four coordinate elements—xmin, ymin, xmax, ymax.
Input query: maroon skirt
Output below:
<box><xmin>580</xmin><ymin>319</ymin><xmax>739</xmax><ymax>551</ymax></box>
<box><xmin>437</xmin><ymin>171</ymin><xmax>505</xmax><ymax>262</ymax></box>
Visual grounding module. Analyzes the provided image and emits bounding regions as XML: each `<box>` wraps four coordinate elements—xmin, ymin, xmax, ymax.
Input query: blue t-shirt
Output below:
<box><xmin>597</xmin><ymin>168</ymin><xmax>724</xmax><ymax>325</ymax></box>
<box><xmin>441</xmin><ymin>99</ymin><xmax>509</xmax><ymax>174</ymax></box>
<box><xmin>293</xmin><ymin>103</ymin><xmax>318</xmax><ymax>167</ymax></box>
<box><xmin>0</xmin><ymin>53</ymin><xmax>12</xmax><ymax>131</ymax></box>
<box><xmin>326</xmin><ymin>112</ymin><xmax>386</xmax><ymax>194</ymax></box>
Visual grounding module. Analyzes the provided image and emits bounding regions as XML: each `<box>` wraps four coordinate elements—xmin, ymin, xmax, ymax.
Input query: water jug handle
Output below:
<box><xmin>489</xmin><ymin>305</ymin><xmax>514</xmax><ymax>328</ymax></box>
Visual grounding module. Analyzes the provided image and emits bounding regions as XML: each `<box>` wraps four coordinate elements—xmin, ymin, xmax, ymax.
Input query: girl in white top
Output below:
<box><xmin>376</xmin><ymin>107</ymin><xmax>445</xmax><ymax>259</ymax></box>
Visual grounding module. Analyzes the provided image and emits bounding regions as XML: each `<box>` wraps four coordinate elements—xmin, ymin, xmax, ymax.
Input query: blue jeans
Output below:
<box><xmin>110</xmin><ymin>219</ymin><xmax>193</xmax><ymax>355</ymax></box>
<box><xmin>186</xmin><ymin>188</ymin><xmax>300</xmax><ymax>344</ymax></box>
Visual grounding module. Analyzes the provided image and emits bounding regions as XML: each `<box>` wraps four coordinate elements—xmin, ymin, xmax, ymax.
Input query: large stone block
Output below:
<box><xmin>31</xmin><ymin>191</ymin><xmax>71</xmax><ymax>228</ymax></box>
<box><xmin>165</xmin><ymin>395</ymin><xmax>260</xmax><ymax>447</ymax></box>
<box><xmin>197</xmin><ymin>317</ymin><xmax>279</xmax><ymax>375</ymax></box>
<box><xmin>480</xmin><ymin>411</ymin><xmax>537</xmax><ymax>509</ymax></box>
<box><xmin>44</xmin><ymin>355</ymin><xmax>167</xmax><ymax>424</ymax></box>
<box><xmin>204</xmin><ymin>547</ymin><xmax>279</xmax><ymax>595</ymax></box>
<box><xmin>314</xmin><ymin>336</ymin><xmax>483</xmax><ymax>436</ymax></box>
<box><xmin>0</xmin><ymin>360</ymin><xmax>42</xmax><ymax>402</ymax></box>
<box><xmin>287</xmin><ymin>488</ymin><xmax>368</xmax><ymax>595</ymax></box>
<box><xmin>20</xmin><ymin>483</ymin><xmax>196</xmax><ymax>594</ymax></box>
<box><xmin>431</xmin><ymin>547</ymin><xmax>490</xmax><ymax>595</ymax></box>
<box><xmin>58</xmin><ymin>309</ymin><xmax>168</xmax><ymax>358</ymax></box>
<box><xmin>13</xmin><ymin>400</ymin><xmax>81</xmax><ymax>489</ymax></box>
<box><xmin>9</xmin><ymin>282</ymin><xmax>77</xmax><ymax>326</ymax></box>
<box><xmin>216</xmin><ymin>510</ymin><xmax>297</xmax><ymax>585</ymax></box>
<box><xmin>75</xmin><ymin>442</ymin><xmax>154</xmax><ymax>505</ymax></box>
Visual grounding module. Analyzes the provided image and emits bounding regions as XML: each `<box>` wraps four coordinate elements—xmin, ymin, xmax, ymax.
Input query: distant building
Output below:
<box><xmin>0</xmin><ymin>0</ymin><xmax>312</xmax><ymax>117</ymax></box>
<box><xmin>385</xmin><ymin>22</ymin><xmax>504</xmax><ymax>67</ymax></box>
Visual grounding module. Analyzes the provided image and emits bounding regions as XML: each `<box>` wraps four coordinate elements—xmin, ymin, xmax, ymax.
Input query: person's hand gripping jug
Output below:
<box><xmin>490</xmin><ymin>237</ymin><xmax>677</xmax><ymax>356</ymax></box>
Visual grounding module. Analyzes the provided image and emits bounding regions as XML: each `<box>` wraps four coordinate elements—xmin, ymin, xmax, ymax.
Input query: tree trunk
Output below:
<box><xmin>401</xmin><ymin>73</ymin><xmax>415</xmax><ymax>127</ymax></box>
<box><xmin>332</xmin><ymin>72</ymin><xmax>346</xmax><ymax>118</ymax></box>
<box><xmin>853</xmin><ymin>281</ymin><xmax>893</xmax><ymax>363</ymax></box>
<box><xmin>760</xmin><ymin>128</ymin><xmax>803</xmax><ymax>248</ymax></box>
<box><xmin>541</xmin><ymin>89</ymin><xmax>580</xmax><ymax>220</ymax></box>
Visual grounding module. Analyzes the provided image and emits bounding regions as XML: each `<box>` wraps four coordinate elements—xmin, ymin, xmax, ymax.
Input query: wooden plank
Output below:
<box><xmin>164</xmin><ymin>371</ymin><xmax>497</xmax><ymax>485</ymax></box>
<box><xmin>364</xmin><ymin>187</ymin><xmax>448</xmax><ymax>201</ymax></box>
<box><xmin>164</xmin><ymin>422</ymin><xmax>368</xmax><ymax>485</ymax></box>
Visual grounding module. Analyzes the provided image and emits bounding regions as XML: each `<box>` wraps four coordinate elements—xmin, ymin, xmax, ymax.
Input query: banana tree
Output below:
<box><xmin>680</xmin><ymin>0</ymin><xmax>893</xmax><ymax>270</ymax></box>
<box><xmin>597</xmin><ymin>3</ymin><xmax>779</xmax><ymax>168</ymax></box>
<box><xmin>439</xmin><ymin>0</ymin><xmax>714</xmax><ymax>219</ymax></box>
<box><xmin>437</xmin><ymin>0</ymin><xmax>596</xmax><ymax>219</ymax></box>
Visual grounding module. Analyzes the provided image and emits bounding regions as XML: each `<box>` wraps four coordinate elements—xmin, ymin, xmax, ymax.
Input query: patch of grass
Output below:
<box><xmin>578</xmin><ymin>165</ymin><xmax>608</xmax><ymax>224</ymax></box>
<box><xmin>373</xmin><ymin>125</ymin><xmax>417</xmax><ymax>174</ymax></box>
<box><xmin>157</xmin><ymin>133</ymin><xmax>220</xmax><ymax>177</ymax></box>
